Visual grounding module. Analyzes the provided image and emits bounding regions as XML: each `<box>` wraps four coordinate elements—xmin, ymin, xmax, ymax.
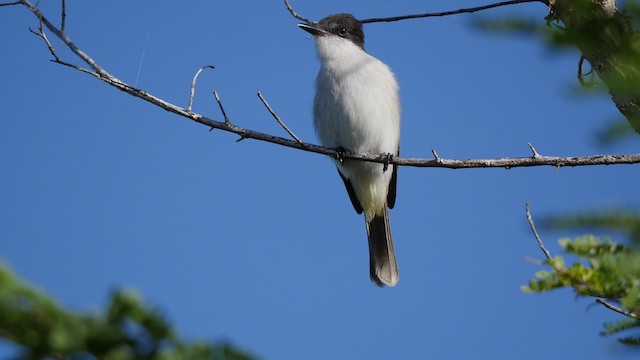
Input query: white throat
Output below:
<box><xmin>314</xmin><ymin>36</ymin><xmax>369</xmax><ymax>72</ymax></box>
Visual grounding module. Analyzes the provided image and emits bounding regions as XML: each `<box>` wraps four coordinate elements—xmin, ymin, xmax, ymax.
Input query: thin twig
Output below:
<box><xmin>526</xmin><ymin>203</ymin><xmax>553</xmax><ymax>261</ymax></box>
<box><xmin>0</xmin><ymin>1</ymin><xmax>21</xmax><ymax>7</ymax></box>
<box><xmin>213</xmin><ymin>90</ymin><xmax>230</xmax><ymax>125</ymax></box>
<box><xmin>361</xmin><ymin>0</ymin><xmax>546</xmax><ymax>23</ymax></box>
<box><xmin>188</xmin><ymin>65</ymin><xmax>214</xmax><ymax>112</ymax></box>
<box><xmin>29</xmin><ymin>15</ymin><xmax>60</xmax><ymax>62</ymax></box>
<box><xmin>283</xmin><ymin>0</ymin><xmax>313</xmax><ymax>24</ymax></box>
<box><xmin>596</xmin><ymin>298</ymin><xmax>638</xmax><ymax>319</ymax></box>
<box><xmin>528</xmin><ymin>143</ymin><xmax>541</xmax><ymax>158</ymax></box>
<box><xmin>431</xmin><ymin>149</ymin><xmax>441</xmax><ymax>163</ymax></box>
<box><xmin>53</xmin><ymin>59</ymin><xmax>98</xmax><ymax>76</ymax></box>
<box><xmin>61</xmin><ymin>0</ymin><xmax>66</xmax><ymax>33</ymax></box>
<box><xmin>257</xmin><ymin>91</ymin><xmax>305</xmax><ymax>146</ymax></box>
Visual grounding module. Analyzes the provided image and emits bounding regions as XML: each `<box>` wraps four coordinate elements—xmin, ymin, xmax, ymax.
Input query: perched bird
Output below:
<box><xmin>298</xmin><ymin>14</ymin><xmax>401</xmax><ymax>287</ymax></box>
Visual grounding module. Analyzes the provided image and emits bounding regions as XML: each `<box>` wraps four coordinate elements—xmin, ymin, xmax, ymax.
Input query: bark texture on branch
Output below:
<box><xmin>548</xmin><ymin>0</ymin><xmax>640</xmax><ymax>132</ymax></box>
<box><xmin>5</xmin><ymin>0</ymin><xmax>639</xmax><ymax>170</ymax></box>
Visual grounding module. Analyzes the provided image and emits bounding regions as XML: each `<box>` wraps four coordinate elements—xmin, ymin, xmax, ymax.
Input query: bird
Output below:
<box><xmin>298</xmin><ymin>14</ymin><xmax>401</xmax><ymax>287</ymax></box>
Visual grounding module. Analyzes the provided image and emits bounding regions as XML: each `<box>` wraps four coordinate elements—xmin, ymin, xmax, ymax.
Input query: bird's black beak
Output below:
<box><xmin>298</xmin><ymin>23</ymin><xmax>327</xmax><ymax>36</ymax></box>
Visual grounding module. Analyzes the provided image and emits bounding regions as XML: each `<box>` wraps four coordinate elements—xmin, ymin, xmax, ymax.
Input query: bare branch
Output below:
<box><xmin>526</xmin><ymin>203</ymin><xmax>553</xmax><ymax>261</ymax></box>
<box><xmin>0</xmin><ymin>1</ymin><xmax>21</xmax><ymax>7</ymax></box>
<box><xmin>596</xmin><ymin>298</ymin><xmax>638</xmax><ymax>320</ymax></box>
<box><xmin>53</xmin><ymin>58</ymin><xmax>99</xmax><ymax>77</ymax></box>
<box><xmin>20</xmin><ymin>0</ymin><xmax>108</xmax><ymax>77</ymax></box>
<box><xmin>257</xmin><ymin>91</ymin><xmax>305</xmax><ymax>146</ymax></box>
<box><xmin>9</xmin><ymin>0</ymin><xmax>640</xmax><ymax>170</ymax></box>
<box><xmin>283</xmin><ymin>0</ymin><xmax>313</xmax><ymax>24</ymax></box>
<box><xmin>392</xmin><ymin>153</ymin><xmax>640</xmax><ymax>169</ymax></box>
<box><xmin>188</xmin><ymin>65</ymin><xmax>214</xmax><ymax>112</ymax></box>
<box><xmin>28</xmin><ymin>15</ymin><xmax>60</xmax><ymax>62</ymax></box>
<box><xmin>213</xmin><ymin>90</ymin><xmax>230</xmax><ymax>125</ymax></box>
<box><xmin>61</xmin><ymin>0</ymin><xmax>66</xmax><ymax>33</ymax></box>
<box><xmin>361</xmin><ymin>0</ymin><xmax>546</xmax><ymax>24</ymax></box>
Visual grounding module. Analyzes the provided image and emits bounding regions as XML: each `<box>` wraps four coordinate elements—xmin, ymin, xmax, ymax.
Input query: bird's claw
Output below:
<box><xmin>381</xmin><ymin>153</ymin><xmax>394</xmax><ymax>173</ymax></box>
<box><xmin>334</xmin><ymin>146</ymin><xmax>347</xmax><ymax>166</ymax></box>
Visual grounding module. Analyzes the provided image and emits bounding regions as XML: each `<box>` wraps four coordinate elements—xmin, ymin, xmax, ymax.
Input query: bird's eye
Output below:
<box><xmin>338</xmin><ymin>28</ymin><xmax>347</xmax><ymax>36</ymax></box>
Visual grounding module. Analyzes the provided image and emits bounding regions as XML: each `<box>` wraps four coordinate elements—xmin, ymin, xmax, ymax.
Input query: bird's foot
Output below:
<box><xmin>334</xmin><ymin>146</ymin><xmax>347</xmax><ymax>166</ymax></box>
<box><xmin>380</xmin><ymin>153</ymin><xmax>394</xmax><ymax>173</ymax></box>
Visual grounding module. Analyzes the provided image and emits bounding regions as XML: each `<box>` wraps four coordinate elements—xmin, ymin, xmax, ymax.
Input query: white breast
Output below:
<box><xmin>312</xmin><ymin>35</ymin><xmax>401</xmax><ymax>219</ymax></box>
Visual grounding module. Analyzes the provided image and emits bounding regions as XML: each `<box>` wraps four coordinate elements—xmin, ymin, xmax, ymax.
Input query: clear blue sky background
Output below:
<box><xmin>1</xmin><ymin>1</ymin><xmax>639</xmax><ymax>359</ymax></box>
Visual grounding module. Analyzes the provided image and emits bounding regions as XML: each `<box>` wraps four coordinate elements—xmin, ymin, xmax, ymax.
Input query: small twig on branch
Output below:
<box><xmin>431</xmin><ymin>149</ymin><xmax>441</xmax><ymax>163</ymax></box>
<box><xmin>596</xmin><ymin>298</ymin><xmax>638</xmax><ymax>320</ymax></box>
<box><xmin>526</xmin><ymin>205</ymin><xmax>638</xmax><ymax>320</ymax></box>
<box><xmin>54</xmin><ymin>59</ymin><xmax>98</xmax><ymax>77</ymax></box>
<box><xmin>526</xmin><ymin>203</ymin><xmax>553</xmax><ymax>261</ymax></box>
<box><xmin>213</xmin><ymin>90</ymin><xmax>230</xmax><ymax>125</ymax></box>
<box><xmin>20</xmin><ymin>0</ymin><xmax>107</xmax><ymax>77</ymax></box>
<box><xmin>360</xmin><ymin>0</ymin><xmax>546</xmax><ymax>23</ymax></box>
<box><xmin>283</xmin><ymin>0</ymin><xmax>313</xmax><ymax>24</ymax></box>
<box><xmin>528</xmin><ymin>142</ymin><xmax>541</xmax><ymax>158</ymax></box>
<box><xmin>188</xmin><ymin>65</ymin><xmax>214</xmax><ymax>112</ymax></box>
<box><xmin>0</xmin><ymin>1</ymin><xmax>21</xmax><ymax>7</ymax></box>
<box><xmin>257</xmin><ymin>91</ymin><xmax>305</xmax><ymax>146</ymax></box>
<box><xmin>61</xmin><ymin>0</ymin><xmax>66</xmax><ymax>33</ymax></box>
<box><xmin>29</xmin><ymin>15</ymin><xmax>60</xmax><ymax>62</ymax></box>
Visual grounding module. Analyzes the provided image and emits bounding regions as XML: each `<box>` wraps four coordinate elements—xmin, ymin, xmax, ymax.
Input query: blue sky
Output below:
<box><xmin>1</xmin><ymin>1</ymin><xmax>639</xmax><ymax>359</ymax></box>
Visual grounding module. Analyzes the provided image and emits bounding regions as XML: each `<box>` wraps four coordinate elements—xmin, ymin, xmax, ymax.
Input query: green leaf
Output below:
<box><xmin>0</xmin><ymin>263</ymin><xmax>256</xmax><ymax>360</ymax></box>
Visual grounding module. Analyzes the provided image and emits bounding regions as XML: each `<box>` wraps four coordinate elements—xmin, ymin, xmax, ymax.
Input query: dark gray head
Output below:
<box><xmin>298</xmin><ymin>13</ymin><xmax>365</xmax><ymax>50</ymax></box>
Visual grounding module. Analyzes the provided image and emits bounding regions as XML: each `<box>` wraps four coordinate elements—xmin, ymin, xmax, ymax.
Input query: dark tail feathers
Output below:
<box><xmin>366</xmin><ymin>207</ymin><xmax>399</xmax><ymax>287</ymax></box>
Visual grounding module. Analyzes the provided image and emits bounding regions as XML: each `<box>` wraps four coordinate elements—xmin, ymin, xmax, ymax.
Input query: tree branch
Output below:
<box><xmin>28</xmin><ymin>14</ymin><xmax>60</xmax><ymax>62</ymax></box>
<box><xmin>526</xmin><ymin>205</ymin><xmax>640</xmax><ymax>320</ymax></box>
<box><xmin>213</xmin><ymin>90</ymin><xmax>230</xmax><ymax>125</ymax></box>
<box><xmin>257</xmin><ymin>91</ymin><xmax>305</xmax><ymax>146</ymax></box>
<box><xmin>283</xmin><ymin>0</ymin><xmax>313</xmax><ymax>24</ymax></box>
<box><xmin>596</xmin><ymin>298</ymin><xmax>638</xmax><ymax>320</ymax></box>
<box><xmin>8</xmin><ymin>0</ymin><xmax>640</xmax><ymax>170</ymax></box>
<box><xmin>284</xmin><ymin>0</ymin><xmax>547</xmax><ymax>24</ymax></box>
<box><xmin>526</xmin><ymin>203</ymin><xmax>553</xmax><ymax>261</ymax></box>
<box><xmin>361</xmin><ymin>0</ymin><xmax>547</xmax><ymax>24</ymax></box>
<box><xmin>188</xmin><ymin>65</ymin><xmax>214</xmax><ymax>112</ymax></box>
<box><xmin>60</xmin><ymin>0</ymin><xmax>66</xmax><ymax>33</ymax></box>
<box><xmin>548</xmin><ymin>0</ymin><xmax>640</xmax><ymax>133</ymax></box>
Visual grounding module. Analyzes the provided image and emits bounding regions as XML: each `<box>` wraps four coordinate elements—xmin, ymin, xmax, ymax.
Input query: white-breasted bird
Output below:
<box><xmin>299</xmin><ymin>14</ymin><xmax>401</xmax><ymax>287</ymax></box>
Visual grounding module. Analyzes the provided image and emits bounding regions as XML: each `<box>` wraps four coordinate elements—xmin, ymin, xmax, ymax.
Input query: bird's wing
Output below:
<box><xmin>387</xmin><ymin>147</ymin><xmax>399</xmax><ymax>209</ymax></box>
<box><xmin>338</xmin><ymin>169</ymin><xmax>364</xmax><ymax>214</ymax></box>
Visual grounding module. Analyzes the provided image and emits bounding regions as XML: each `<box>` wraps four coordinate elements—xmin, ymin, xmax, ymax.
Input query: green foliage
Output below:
<box><xmin>524</xmin><ymin>213</ymin><xmax>640</xmax><ymax>346</ymax></box>
<box><xmin>523</xmin><ymin>235</ymin><xmax>636</xmax><ymax>298</ymax></box>
<box><xmin>0</xmin><ymin>263</ymin><xmax>255</xmax><ymax>360</ymax></box>
<box><xmin>509</xmin><ymin>0</ymin><xmax>640</xmax><ymax>335</ymax></box>
<box><xmin>476</xmin><ymin>0</ymin><xmax>640</xmax><ymax>132</ymax></box>
<box><xmin>602</xmin><ymin>318</ymin><xmax>640</xmax><ymax>345</ymax></box>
